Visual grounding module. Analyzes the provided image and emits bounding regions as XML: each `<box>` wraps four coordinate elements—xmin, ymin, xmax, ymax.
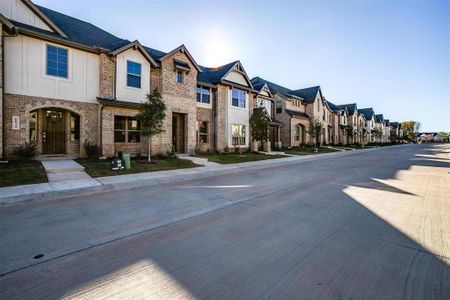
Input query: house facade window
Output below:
<box><xmin>196</xmin><ymin>121</ymin><xmax>208</xmax><ymax>143</ymax></box>
<box><xmin>196</xmin><ymin>86</ymin><xmax>210</xmax><ymax>104</ymax></box>
<box><xmin>70</xmin><ymin>113</ymin><xmax>80</xmax><ymax>141</ymax></box>
<box><xmin>127</xmin><ymin>61</ymin><xmax>141</xmax><ymax>88</ymax></box>
<box><xmin>177</xmin><ymin>70</ymin><xmax>184</xmax><ymax>83</ymax></box>
<box><xmin>276</xmin><ymin>101</ymin><xmax>282</xmax><ymax>114</ymax></box>
<box><xmin>114</xmin><ymin>116</ymin><xmax>141</xmax><ymax>143</ymax></box>
<box><xmin>232</xmin><ymin>124</ymin><xmax>246</xmax><ymax>146</ymax></box>
<box><xmin>46</xmin><ymin>44</ymin><xmax>68</xmax><ymax>78</ymax></box>
<box><xmin>294</xmin><ymin>126</ymin><xmax>300</xmax><ymax>141</ymax></box>
<box><xmin>231</xmin><ymin>89</ymin><xmax>246</xmax><ymax>108</ymax></box>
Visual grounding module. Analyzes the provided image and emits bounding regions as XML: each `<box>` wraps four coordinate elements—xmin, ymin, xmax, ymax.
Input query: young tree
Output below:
<box><xmin>250</xmin><ymin>107</ymin><xmax>271</xmax><ymax>148</ymax></box>
<box><xmin>390</xmin><ymin>128</ymin><xmax>399</xmax><ymax>143</ymax></box>
<box><xmin>308</xmin><ymin>117</ymin><xmax>323</xmax><ymax>152</ymax></box>
<box><xmin>401</xmin><ymin>121</ymin><xmax>421</xmax><ymax>142</ymax></box>
<box><xmin>372</xmin><ymin>128</ymin><xmax>383</xmax><ymax>145</ymax></box>
<box><xmin>344</xmin><ymin>125</ymin><xmax>354</xmax><ymax>144</ymax></box>
<box><xmin>438</xmin><ymin>131</ymin><xmax>449</xmax><ymax>142</ymax></box>
<box><xmin>136</xmin><ymin>89</ymin><xmax>167</xmax><ymax>162</ymax></box>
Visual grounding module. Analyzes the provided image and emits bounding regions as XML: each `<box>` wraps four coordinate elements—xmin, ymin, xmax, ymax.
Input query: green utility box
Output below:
<box><xmin>122</xmin><ymin>153</ymin><xmax>131</xmax><ymax>169</ymax></box>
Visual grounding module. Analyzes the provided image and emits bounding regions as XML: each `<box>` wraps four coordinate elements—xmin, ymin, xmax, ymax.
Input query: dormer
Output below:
<box><xmin>222</xmin><ymin>61</ymin><xmax>253</xmax><ymax>89</ymax></box>
<box><xmin>111</xmin><ymin>40</ymin><xmax>157</xmax><ymax>103</ymax></box>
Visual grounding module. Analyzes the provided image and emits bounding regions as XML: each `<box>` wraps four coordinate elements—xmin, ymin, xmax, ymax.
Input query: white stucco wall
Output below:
<box><xmin>0</xmin><ymin>0</ymin><xmax>52</xmax><ymax>32</ymax></box>
<box><xmin>4</xmin><ymin>35</ymin><xmax>100</xmax><ymax>103</ymax></box>
<box><xmin>227</xmin><ymin>88</ymin><xmax>250</xmax><ymax>147</ymax></box>
<box><xmin>115</xmin><ymin>48</ymin><xmax>151</xmax><ymax>103</ymax></box>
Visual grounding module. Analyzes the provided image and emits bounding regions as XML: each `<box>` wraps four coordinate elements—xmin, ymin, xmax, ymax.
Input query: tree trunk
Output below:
<box><xmin>148</xmin><ymin>136</ymin><xmax>152</xmax><ymax>162</ymax></box>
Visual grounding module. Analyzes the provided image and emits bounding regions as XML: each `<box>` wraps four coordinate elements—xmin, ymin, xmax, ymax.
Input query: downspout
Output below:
<box><xmin>99</xmin><ymin>104</ymin><xmax>104</xmax><ymax>156</ymax></box>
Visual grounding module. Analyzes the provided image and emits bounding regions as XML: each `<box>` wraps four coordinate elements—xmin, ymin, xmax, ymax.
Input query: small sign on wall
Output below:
<box><xmin>12</xmin><ymin>116</ymin><xmax>20</xmax><ymax>130</ymax></box>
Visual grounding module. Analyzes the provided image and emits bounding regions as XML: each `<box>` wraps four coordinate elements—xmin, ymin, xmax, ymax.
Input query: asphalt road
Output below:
<box><xmin>1</xmin><ymin>144</ymin><xmax>449</xmax><ymax>299</ymax></box>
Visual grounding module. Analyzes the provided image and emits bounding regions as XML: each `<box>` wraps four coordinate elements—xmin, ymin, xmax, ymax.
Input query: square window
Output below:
<box><xmin>114</xmin><ymin>116</ymin><xmax>141</xmax><ymax>143</ymax></box>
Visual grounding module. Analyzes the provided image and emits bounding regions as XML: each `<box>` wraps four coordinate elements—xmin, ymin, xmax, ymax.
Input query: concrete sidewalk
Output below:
<box><xmin>0</xmin><ymin>146</ymin><xmax>387</xmax><ymax>206</ymax></box>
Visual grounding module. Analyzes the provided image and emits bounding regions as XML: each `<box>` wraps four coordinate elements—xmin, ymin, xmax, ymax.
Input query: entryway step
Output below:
<box><xmin>41</xmin><ymin>160</ymin><xmax>85</xmax><ymax>174</ymax></box>
<box><xmin>47</xmin><ymin>171</ymin><xmax>92</xmax><ymax>182</ymax></box>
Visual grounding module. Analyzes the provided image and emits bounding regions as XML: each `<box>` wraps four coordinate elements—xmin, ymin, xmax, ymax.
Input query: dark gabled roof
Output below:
<box><xmin>390</xmin><ymin>122</ymin><xmax>399</xmax><ymax>128</ymax></box>
<box><xmin>337</xmin><ymin>103</ymin><xmax>357</xmax><ymax>115</ymax></box>
<box><xmin>143</xmin><ymin>46</ymin><xmax>166</xmax><ymax>61</ymax></box>
<box><xmin>358</xmin><ymin>108</ymin><xmax>374</xmax><ymax>120</ymax></box>
<box><xmin>250</xmin><ymin>77</ymin><xmax>266</xmax><ymax>91</ymax></box>
<box><xmin>290</xmin><ymin>86</ymin><xmax>320</xmax><ymax>103</ymax></box>
<box><xmin>375</xmin><ymin>114</ymin><xmax>384</xmax><ymax>122</ymax></box>
<box><xmin>325</xmin><ymin>100</ymin><xmax>340</xmax><ymax>112</ymax></box>
<box><xmin>37</xmin><ymin>5</ymin><xmax>129</xmax><ymax>51</ymax></box>
<box><xmin>197</xmin><ymin>61</ymin><xmax>238</xmax><ymax>85</ymax></box>
<box><xmin>29</xmin><ymin>5</ymin><xmax>175</xmax><ymax>63</ymax></box>
<box><xmin>384</xmin><ymin>119</ymin><xmax>390</xmax><ymax>126</ymax></box>
<box><xmin>250</xmin><ymin>77</ymin><xmax>296</xmax><ymax>98</ymax></box>
<box><xmin>285</xmin><ymin>109</ymin><xmax>310</xmax><ymax>119</ymax></box>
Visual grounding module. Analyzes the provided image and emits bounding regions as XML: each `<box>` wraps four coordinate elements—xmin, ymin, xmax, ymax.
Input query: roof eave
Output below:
<box><xmin>159</xmin><ymin>44</ymin><xmax>201</xmax><ymax>72</ymax></box>
<box><xmin>111</xmin><ymin>40</ymin><xmax>159</xmax><ymax>67</ymax></box>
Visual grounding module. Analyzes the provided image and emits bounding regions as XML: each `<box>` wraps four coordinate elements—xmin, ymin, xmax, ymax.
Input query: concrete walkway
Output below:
<box><xmin>0</xmin><ymin>147</ymin><xmax>388</xmax><ymax>205</ymax></box>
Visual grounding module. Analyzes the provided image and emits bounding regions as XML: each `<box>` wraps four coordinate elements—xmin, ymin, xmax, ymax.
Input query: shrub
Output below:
<box><xmin>83</xmin><ymin>141</ymin><xmax>99</xmax><ymax>158</ymax></box>
<box><xmin>12</xmin><ymin>142</ymin><xmax>37</xmax><ymax>160</ymax></box>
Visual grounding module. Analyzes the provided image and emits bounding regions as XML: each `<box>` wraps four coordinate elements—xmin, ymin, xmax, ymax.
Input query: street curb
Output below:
<box><xmin>0</xmin><ymin>145</ymin><xmax>405</xmax><ymax>206</ymax></box>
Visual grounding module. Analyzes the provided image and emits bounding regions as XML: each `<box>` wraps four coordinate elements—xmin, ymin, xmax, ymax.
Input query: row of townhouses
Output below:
<box><xmin>0</xmin><ymin>0</ymin><xmax>401</xmax><ymax>159</ymax></box>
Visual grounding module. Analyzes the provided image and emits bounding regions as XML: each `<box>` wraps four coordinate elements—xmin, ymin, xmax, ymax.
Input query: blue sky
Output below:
<box><xmin>35</xmin><ymin>0</ymin><xmax>450</xmax><ymax>132</ymax></box>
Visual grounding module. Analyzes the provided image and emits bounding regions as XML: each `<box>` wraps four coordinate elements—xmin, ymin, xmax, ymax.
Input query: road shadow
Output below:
<box><xmin>0</xmin><ymin>144</ymin><xmax>449</xmax><ymax>299</ymax></box>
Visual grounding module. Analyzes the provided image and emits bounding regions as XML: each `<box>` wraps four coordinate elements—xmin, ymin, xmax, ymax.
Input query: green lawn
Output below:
<box><xmin>76</xmin><ymin>157</ymin><xmax>198</xmax><ymax>178</ymax></box>
<box><xmin>0</xmin><ymin>160</ymin><xmax>48</xmax><ymax>187</ymax></box>
<box><xmin>282</xmin><ymin>146</ymin><xmax>341</xmax><ymax>156</ymax></box>
<box><xmin>197</xmin><ymin>152</ymin><xmax>287</xmax><ymax>164</ymax></box>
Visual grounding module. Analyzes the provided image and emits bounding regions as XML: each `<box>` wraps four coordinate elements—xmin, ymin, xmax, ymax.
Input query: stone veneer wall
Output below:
<box><xmin>158</xmin><ymin>51</ymin><xmax>198</xmax><ymax>154</ymax></box>
<box><xmin>3</xmin><ymin>94</ymin><xmax>99</xmax><ymax>158</ymax></box>
<box><xmin>215</xmin><ymin>85</ymin><xmax>228</xmax><ymax>152</ymax></box>
<box><xmin>99</xmin><ymin>53</ymin><xmax>115</xmax><ymax>99</ymax></box>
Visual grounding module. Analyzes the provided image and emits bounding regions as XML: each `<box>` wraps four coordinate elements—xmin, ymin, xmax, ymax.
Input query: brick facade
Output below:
<box><xmin>3</xmin><ymin>93</ymin><xmax>99</xmax><ymax>158</ymax></box>
<box><xmin>99</xmin><ymin>53</ymin><xmax>115</xmax><ymax>99</ymax></box>
<box><xmin>101</xmin><ymin>105</ymin><xmax>148</xmax><ymax>157</ymax></box>
<box><xmin>273</xmin><ymin>94</ymin><xmax>311</xmax><ymax>147</ymax></box>
<box><xmin>157</xmin><ymin>50</ymin><xmax>198</xmax><ymax>154</ymax></box>
<box><xmin>215</xmin><ymin>85</ymin><xmax>228</xmax><ymax>152</ymax></box>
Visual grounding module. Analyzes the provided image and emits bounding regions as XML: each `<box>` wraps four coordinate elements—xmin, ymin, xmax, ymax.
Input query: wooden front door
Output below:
<box><xmin>43</xmin><ymin>109</ymin><xmax>66</xmax><ymax>154</ymax></box>
<box><xmin>172</xmin><ymin>113</ymin><xmax>185</xmax><ymax>153</ymax></box>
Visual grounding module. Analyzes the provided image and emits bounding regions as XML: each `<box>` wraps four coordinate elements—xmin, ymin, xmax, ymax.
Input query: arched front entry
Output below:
<box><xmin>29</xmin><ymin>108</ymin><xmax>81</xmax><ymax>156</ymax></box>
